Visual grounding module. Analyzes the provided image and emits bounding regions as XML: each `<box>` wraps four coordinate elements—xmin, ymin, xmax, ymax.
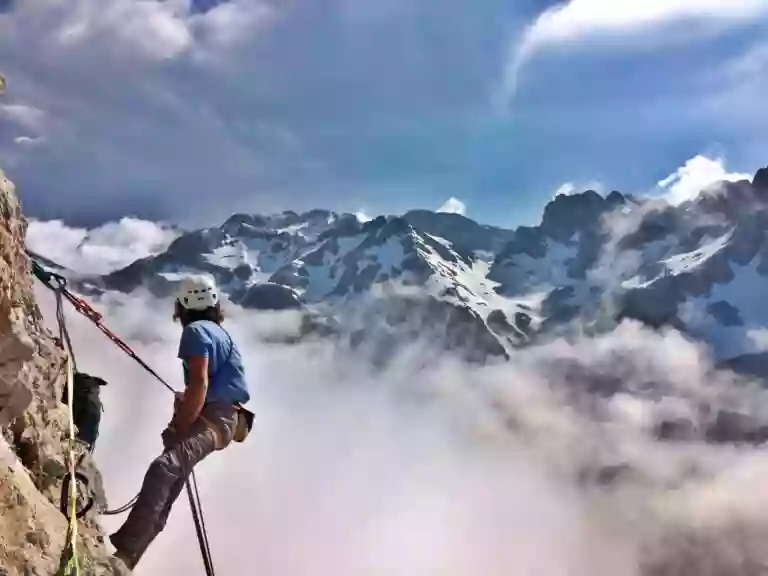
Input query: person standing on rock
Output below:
<box><xmin>109</xmin><ymin>275</ymin><xmax>251</xmax><ymax>572</ymax></box>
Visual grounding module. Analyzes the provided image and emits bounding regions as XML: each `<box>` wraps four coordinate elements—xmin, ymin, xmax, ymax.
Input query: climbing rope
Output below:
<box><xmin>30</xmin><ymin>255</ymin><xmax>217</xmax><ymax>576</ymax></box>
<box><xmin>30</xmin><ymin>256</ymin><xmax>175</xmax><ymax>394</ymax></box>
<box><xmin>100</xmin><ymin>493</ymin><xmax>139</xmax><ymax>516</ymax></box>
<box><xmin>187</xmin><ymin>470</ymin><xmax>215</xmax><ymax>576</ymax></box>
<box><xmin>54</xmin><ymin>287</ymin><xmax>81</xmax><ymax>576</ymax></box>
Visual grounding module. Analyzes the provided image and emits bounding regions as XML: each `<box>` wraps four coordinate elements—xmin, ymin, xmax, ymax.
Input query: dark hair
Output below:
<box><xmin>173</xmin><ymin>300</ymin><xmax>225</xmax><ymax>327</ymax></box>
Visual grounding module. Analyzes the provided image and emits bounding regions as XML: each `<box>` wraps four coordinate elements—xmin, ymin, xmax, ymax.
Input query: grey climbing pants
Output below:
<box><xmin>109</xmin><ymin>402</ymin><xmax>238</xmax><ymax>568</ymax></box>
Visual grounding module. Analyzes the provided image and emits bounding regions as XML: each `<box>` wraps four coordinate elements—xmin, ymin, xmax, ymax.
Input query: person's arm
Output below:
<box><xmin>173</xmin><ymin>355</ymin><xmax>208</xmax><ymax>438</ymax></box>
<box><xmin>173</xmin><ymin>325</ymin><xmax>211</xmax><ymax>438</ymax></box>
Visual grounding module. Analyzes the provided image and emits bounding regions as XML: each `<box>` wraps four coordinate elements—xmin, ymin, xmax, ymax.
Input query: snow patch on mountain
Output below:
<box><xmin>622</xmin><ymin>229</ymin><xmax>735</xmax><ymax>289</ymax></box>
<box><xmin>683</xmin><ymin>257</ymin><xmax>768</xmax><ymax>360</ymax></box>
<box><xmin>664</xmin><ymin>229</ymin><xmax>734</xmax><ymax>277</ymax></box>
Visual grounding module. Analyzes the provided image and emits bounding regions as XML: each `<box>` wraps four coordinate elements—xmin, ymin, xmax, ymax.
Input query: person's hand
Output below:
<box><xmin>161</xmin><ymin>426</ymin><xmax>177</xmax><ymax>450</ymax></box>
<box><xmin>173</xmin><ymin>422</ymin><xmax>191</xmax><ymax>441</ymax></box>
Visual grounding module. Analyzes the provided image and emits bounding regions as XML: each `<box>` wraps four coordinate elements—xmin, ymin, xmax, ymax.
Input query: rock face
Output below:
<box><xmin>0</xmin><ymin>170</ymin><xmax>114</xmax><ymax>575</ymax></box>
<box><xmin>239</xmin><ymin>282</ymin><xmax>302</xmax><ymax>311</ymax></box>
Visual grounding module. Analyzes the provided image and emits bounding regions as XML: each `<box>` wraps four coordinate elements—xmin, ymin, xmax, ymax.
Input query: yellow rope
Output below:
<box><xmin>56</xmin><ymin>311</ymin><xmax>81</xmax><ymax>575</ymax></box>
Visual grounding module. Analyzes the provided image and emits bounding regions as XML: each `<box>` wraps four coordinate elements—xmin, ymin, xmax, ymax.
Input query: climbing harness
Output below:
<box><xmin>30</xmin><ymin>255</ymin><xmax>223</xmax><ymax>576</ymax></box>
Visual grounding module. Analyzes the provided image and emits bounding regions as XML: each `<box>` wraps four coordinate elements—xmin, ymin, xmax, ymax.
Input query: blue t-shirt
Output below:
<box><xmin>177</xmin><ymin>320</ymin><xmax>250</xmax><ymax>405</ymax></box>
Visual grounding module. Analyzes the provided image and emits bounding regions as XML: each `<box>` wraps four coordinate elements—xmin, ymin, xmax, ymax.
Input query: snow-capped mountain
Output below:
<box><xmin>81</xmin><ymin>167</ymin><xmax>768</xmax><ymax>372</ymax></box>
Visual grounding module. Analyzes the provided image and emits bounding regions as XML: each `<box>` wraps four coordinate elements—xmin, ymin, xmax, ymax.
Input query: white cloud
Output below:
<box><xmin>724</xmin><ymin>42</ymin><xmax>768</xmax><ymax>79</ymax></box>
<box><xmin>0</xmin><ymin>0</ymin><xmax>317</xmax><ymax>226</ymax></box>
<box><xmin>12</xmin><ymin>0</ymin><xmax>280</xmax><ymax>64</ymax></box>
<box><xmin>28</xmin><ymin>280</ymin><xmax>768</xmax><ymax>576</ymax></box>
<box><xmin>14</xmin><ymin>136</ymin><xmax>45</xmax><ymax>147</ymax></box>
<box><xmin>655</xmin><ymin>154</ymin><xmax>752</xmax><ymax>205</ymax></box>
<box><xmin>526</xmin><ymin>0</ymin><xmax>768</xmax><ymax>49</ymax></box>
<box><xmin>504</xmin><ymin>0</ymin><xmax>768</xmax><ymax>98</ymax></box>
<box><xmin>554</xmin><ymin>182</ymin><xmax>577</xmax><ymax>197</ymax></box>
<box><xmin>691</xmin><ymin>42</ymin><xmax>768</xmax><ymax>138</ymax></box>
<box><xmin>355</xmin><ymin>210</ymin><xmax>373</xmax><ymax>223</ymax></box>
<box><xmin>190</xmin><ymin>0</ymin><xmax>278</xmax><ymax>59</ymax></box>
<box><xmin>114</xmin><ymin>1</ymin><xmax>194</xmax><ymax>60</ymax></box>
<box><xmin>0</xmin><ymin>104</ymin><xmax>46</xmax><ymax>132</ymax></box>
<box><xmin>746</xmin><ymin>328</ymin><xmax>768</xmax><ymax>352</ymax></box>
<box><xmin>8</xmin><ymin>0</ymin><xmax>193</xmax><ymax>62</ymax></box>
<box><xmin>552</xmin><ymin>180</ymin><xmax>604</xmax><ymax>199</ymax></box>
<box><xmin>437</xmin><ymin>197</ymin><xmax>467</xmax><ymax>216</ymax></box>
<box><xmin>26</xmin><ymin>217</ymin><xmax>180</xmax><ymax>275</ymax></box>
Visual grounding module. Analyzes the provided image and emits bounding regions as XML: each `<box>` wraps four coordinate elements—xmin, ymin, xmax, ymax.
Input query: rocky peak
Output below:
<box><xmin>694</xmin><ymin>178</ymin><xmax>764</xmax><ymax>220</ymax></box>
<box><xmin>0</xmin><ymin>170</ymin><xmax>114</xmax><ymax>574</ymax></box>
<box><xmin>753</xmin><ymin>166</ymin><xmax>768</xmax><ymax>197</ymax></box>
<box><xmin>361</xmin><ymin>215</ymin><xmax>387</xmax><ymax>233</ymax></box>
<box><xmin>379</xmin><ymin>215</ymin><xmax>413</xmax><ymax>239</ymax></box>
<box><xmin>165</xmin><ymin>227</ymin><xmax>225</xmax><ymax>261</ymax></box>
<box><xmin>605</xmin><ymin>190</ymin><xmax>626</xmax><ymax>206</ymax></box>
<box><xmin>541</xmin><ymin>189</ymin><xmax>622</xmax><ymax>242</ymax></box>
<box><xmin>403</xmin><ymin>209</ymin><xmax>515</xmax><ymax>254</ymax></box>
<box><xmin>618</xmin><ymin>205</ymin><xmax>678</xmax><ymax>250</ymax></box>
<box><xmin>301</xmin><ymin>208</ymin><xmax>334</xmax><ymax>222</ymax></box>
<box><xmin>317</xmin><ymin>213</ymin><xmax>362</xmax><ymax>241</ymax></box>
<box><xmin>221</xmin><ymin>213</ymin><xmax>270</xmax><ymax>234</ymax></box>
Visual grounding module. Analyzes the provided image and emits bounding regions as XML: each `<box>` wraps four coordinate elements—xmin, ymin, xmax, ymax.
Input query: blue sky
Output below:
<box><xmin>1</xmin><ymin>0</ymin><xmax>768</xmax><ymax>228</ymax></box>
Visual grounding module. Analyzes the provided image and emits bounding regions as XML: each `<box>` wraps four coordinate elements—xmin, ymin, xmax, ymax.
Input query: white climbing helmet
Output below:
<box><xmin>176</xmin><ymin>275</ymin><xmax>220</xmax><ymax>311</ymax></box>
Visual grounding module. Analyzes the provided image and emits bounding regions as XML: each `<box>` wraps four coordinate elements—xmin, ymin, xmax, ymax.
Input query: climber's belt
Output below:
<box><xmin>199</xmin><ymin>402</ymin><xmax>254</xmax><ymax>450</ymax></box>
<box><xmin>233</xmin><ymin>404</ymin><xmax>254</xmax><ymax>443</ymax></box>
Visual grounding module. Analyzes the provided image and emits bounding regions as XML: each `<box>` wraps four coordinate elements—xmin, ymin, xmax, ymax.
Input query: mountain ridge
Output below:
<box><xmin>42</xmin><ymin>166</ymin><xmax>768</xmax><ymax>373</ymax></box>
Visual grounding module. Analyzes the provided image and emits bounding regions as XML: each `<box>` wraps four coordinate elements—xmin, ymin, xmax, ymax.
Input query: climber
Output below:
<box><xmin>108</xmin><ymin>275</ymin><xmax>251</xmax><ymax>571</ymax></box>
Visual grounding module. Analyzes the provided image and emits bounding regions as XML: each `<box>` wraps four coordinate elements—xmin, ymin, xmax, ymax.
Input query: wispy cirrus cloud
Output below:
<box><xmin>504</xmin><ymin>0</ymin><xmax>768</xmax><ymax>100</ymax></box>
<box><xmin>0</xmin><ymin>103</ymin><xmax>46</xmax><ymax>131</ymax></box>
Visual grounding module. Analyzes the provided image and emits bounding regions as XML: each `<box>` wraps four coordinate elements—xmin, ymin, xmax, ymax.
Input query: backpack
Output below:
<box><xmin>61</xmin><ymin>372</ymin><xmax>107</xmax><ymax>451</ymax></box>
<box><xmin>57</xmin><ymin>373</ymin><xmax>106</xmax><ymax>521</ymax></box>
